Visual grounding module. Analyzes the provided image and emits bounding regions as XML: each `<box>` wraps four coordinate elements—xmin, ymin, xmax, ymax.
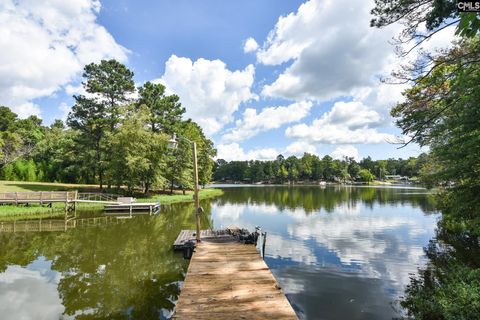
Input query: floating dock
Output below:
<box><xmin>173</xmin><ymin>230</ymin><xmax>298</xmax><ymax>319</ymax></box>
<box><xmin>104</xmin><ymin>202</ymin><xmax>160</xmax><ymax>215</ymax></box>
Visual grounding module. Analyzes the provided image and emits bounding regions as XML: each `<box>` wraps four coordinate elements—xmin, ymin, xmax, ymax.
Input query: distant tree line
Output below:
<box><xmin>213</xmin><ymin>153</ymin><xmax>428</xmax><ymax>184</ymax></box>
<box><xmin>0</xmin><ymin>60</ymin><xmax>216</xmax><ymax>194</ymax></box>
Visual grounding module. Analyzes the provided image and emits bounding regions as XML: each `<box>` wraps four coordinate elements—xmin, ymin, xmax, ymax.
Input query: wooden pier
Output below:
<box><xmin>0</xmin><ymin>191</ymin><xmax>77</xmax><ymax>205</ymax></box>
<box><xmin>0</xmin><ymin>191</ymin><xmax>159</xmax><ymax>214</ymax></box>
<box><xmin>173</xmin><ymin>230</ymin><xmax>298</xmax><ymax>319</ymax></box>
<box><xmin>173</xmin><ymin>229</ymin><xmax>235</xmax><ymax>250</ymax></box>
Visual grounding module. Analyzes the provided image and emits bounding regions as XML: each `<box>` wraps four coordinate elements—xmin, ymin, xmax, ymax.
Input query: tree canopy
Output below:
<box><xmin>0</xmin><ymin>60</ymin><xmax>216</xmax><ymax>195</ymax></box>
<box><xmin>372</xmin><ymin>3</ymin><xmax>480</xmax><ymax>317</ymax></box>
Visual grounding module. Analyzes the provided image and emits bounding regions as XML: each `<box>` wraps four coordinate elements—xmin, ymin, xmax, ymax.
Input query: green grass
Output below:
<box><xmin>0</xmin><ymin>180</ymin><xmax>224</xmax><ymax>220</ymax></box>
<box><xmin>0</xmin><ymin>180</ymin><xmax>101</xmax><ymax>192</ymax></box>
<box><xmin>137</xmin><ymin>188</ymin><xmax>224</xmax><ymax>204</ymax></box>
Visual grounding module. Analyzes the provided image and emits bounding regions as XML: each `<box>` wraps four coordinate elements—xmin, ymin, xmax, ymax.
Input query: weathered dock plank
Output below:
<box><xmin>173</xmin><ymin>229</ymin><xmax>236</xmax><ymax>250</ymax></box>
<box><xmin>173</xmin><ymin>241</ymin><xmax>298</xmax><ymax>320</ymax></box>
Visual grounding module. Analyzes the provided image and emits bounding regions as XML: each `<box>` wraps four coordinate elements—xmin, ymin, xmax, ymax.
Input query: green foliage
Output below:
<box><xmin>392</xmin><ymin>38</ymin><xmax>480</xmax><ymax>197</ymax></box>
<box><xmin>0</xmin><ymin>59</ymin><xmax>216</xmax><ymax>193</ymax></box>
<box><xmin>388</xmin><ymin>36</ymin><xmax>480</xmax><ymax>319</ymax></box>
<box><xmin>0</xmin><ymin>106</ymin><xmax>17</xmax><ymax>131</ymax></box>
<box><xmin>214</xmin><ymin>153</ymin><xmax>423</xmax><ymax>183</ymax></box>
<box><xmin>83</xmin><ymin>59</ymin><xmax>135</xmax><ymax>129</ymax></box>
<box><xmin>137</xmin><ymin>81</ymin><xmax>185</xmax><ymax>133</ymax></box>
<box><xmin>107</xmin><ymin>106</ymin><xmax>168</xmax><ymax>194</ymax></box>
<box><xmin>371</xmin><ymin>1</ymin><xmax>478</xmax><ymax>39</ymax></box>
<box><xmin>401</xmin><ymin>219</ymin><xmax>480</xmax><ymax>320</ymax></box>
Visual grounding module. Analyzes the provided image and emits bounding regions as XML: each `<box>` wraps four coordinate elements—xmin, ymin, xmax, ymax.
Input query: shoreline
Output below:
<box><xmin>0</xmin><ymin>186</ymin><xmax>224</xmax><ymax>221</ymax></box>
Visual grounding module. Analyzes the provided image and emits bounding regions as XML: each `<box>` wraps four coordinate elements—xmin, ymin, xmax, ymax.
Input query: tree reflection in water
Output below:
<box><xmin>0</xmin><ymin>186</ymin><xmax>442</xmax><ymax>319</ymax></box>
<box><xmin>215</xmin><ymin>185</ymin><xmax>437</xmax><ymax>214</ymax></box>
<box><xmin>0</xmin><ymin>202</ymin><xmax>205</xmax><ymax>319</ymax></box>
<box><xmin>401</xmin><ymin>217</ymin><xmax>480</xmax><ymax>319</ymax></box>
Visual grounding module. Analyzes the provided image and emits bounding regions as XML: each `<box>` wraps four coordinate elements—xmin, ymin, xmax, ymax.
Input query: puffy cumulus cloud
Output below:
<box><xmin>160</xmin><ymin>55</ymin><xmax>256</xmax><ymax>135</ymax></box>
<box><xmin>11</xmin><ymin>102</ymin><xmax>42</xmax><ymax>119</ymax></box>
<box><xmin>331</xmin><ymin>145</ymin><xmax>359</xmax><ymax>160</ymax></box>
<box><xmin>243</xmin><ymin>37</ymin><xmax>259</xmax><ymax>53</ymax></box>
<box><xmin>285</xmin><ymin>101</ymin><xmax>394</xmax><ymax>144</ymax></box>
<box><xmin>216</xmin><ymin>143</ymin><xmax>279</xmax><ymax>161</ymax></box>
<box><xmin>258</xmin><ymin>0</ymin><xmax>399</xmax><ymax>100</ymax></box>
<box><xmin>0</xmin><ymin>0</ymin><xmax>129</xmax><ymax>117</ymax></box>
<box><xmin>285</xmin><ymin>140</ymin><xmax>317</xmax><ymax>156</ymax></box>
<box><xmin>222</xmin><ymin>101</ymin><xmax>312</xmax><ymax>142</ymax></box>
<box><xmin>216</xmin><ymin>141</ymin><xmax>320</xmax><ymax>162</ymax></box>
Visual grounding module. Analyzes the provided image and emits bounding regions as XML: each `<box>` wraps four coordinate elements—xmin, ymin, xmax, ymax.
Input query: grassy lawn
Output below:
<box><xmin>0</xmin><ymin>180</ymin><xmax>101</xmax><ymax>192</ymax></box>
<box><xmin>137</xmin><ymin>188</ymin><xmax>224</xmax><ymax>204</ymax></box>
<box><xmin>0</xmin><ymin>180</ymin><xmax>224</xmax><ymax>220</ymax></box>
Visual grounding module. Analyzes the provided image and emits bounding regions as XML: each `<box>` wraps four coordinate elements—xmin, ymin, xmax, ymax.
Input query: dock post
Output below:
<box><xmin>262</xmin><ymin>232</ymin><xmax>267</xmax><ymax>259</ymax></box>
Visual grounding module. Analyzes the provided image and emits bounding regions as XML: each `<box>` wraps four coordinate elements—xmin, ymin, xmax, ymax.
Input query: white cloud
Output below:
<box><xmin>216</xmin><ymin>143</ymin><xmax>279</xmax><ymax>161</ymax></box>
<box><xmin>243</xmin><ymin>37</ymin><xmax>259</xmax><ymax>53</ymax></box>
<box><xmin>285</xmin><ymin>101</ymin><xmax>394</xmax><ymax>144</ymax></box>
<box><xmin>58</xmin><ymin>102</ymin><xmax>71</xmax><ymax>121</ymax></box>
<box><xmin>331</xmin><ymin>145</ymin><xmax>359</xmax><ymax>160</ymax></box>
<box><xmin>65</xmin><ymin>84</ymin><xmax>86</xmax><ymax>96</ymax></box>
<box><xmin>216</xmin><ymin>140</ymin><xmax>321</xmax><ymax>161</ymax></box>
<box><xmin>159</xmin><ymin>55</ymin><xmax>256</xmax><ymax>135</ymax></box>
<box><xmin>0</xmin><ymin>0</ymin><xmax>128</xmax><ymax>114</ymax></box>
<box><xmin>417</xmin><ymin>23</ymin><xmax>458</xmax><ymax>53</ymax></box>
<box><xmin>258</xmin><ymin>0</ymin><xmax>399</xmax><ymax>100</ymax></box>
<box><xmin>222</xmin><ymin>101</ymin><xmax>312</xmax><ymax>142</ymax></box>
<box><xmin>285</xmin><ymin>141</ymin><xmax>317</xmax><ymax>156</ymax></box>
<box><xmin>10</xmin><ymin>102</ymin><xmax>42</xmax><ymax>119</ymax></box>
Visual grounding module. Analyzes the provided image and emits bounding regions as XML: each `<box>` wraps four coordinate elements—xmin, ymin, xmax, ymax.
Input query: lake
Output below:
<box><xmin>0</xmin><ymin>185</ymin><xmax>438</xmax><ymax>319</ymax></box>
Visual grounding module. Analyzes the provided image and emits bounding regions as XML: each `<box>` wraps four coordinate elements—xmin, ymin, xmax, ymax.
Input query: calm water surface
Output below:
<box><xmin>0</xmin><ymin>186</ymin><xmax>438</xmax><ymax>319</ymax></box>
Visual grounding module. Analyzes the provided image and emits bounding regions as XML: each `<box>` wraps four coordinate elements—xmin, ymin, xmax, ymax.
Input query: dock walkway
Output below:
<box><xmin>0</xmin><ymin>191</ymin><xmax>159</xmax><ymax>214</ymax></box>
<box><xmin>173</xmin><ymin>234</ymin><xmax>298</xmax><ymax>319</ymax></box>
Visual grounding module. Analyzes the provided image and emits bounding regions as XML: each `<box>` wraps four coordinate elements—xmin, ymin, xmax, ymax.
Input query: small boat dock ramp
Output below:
<box><xmin>172</xmin><ymin>228</ymin><xmax>298</xmax><ymax>319</ymax></box>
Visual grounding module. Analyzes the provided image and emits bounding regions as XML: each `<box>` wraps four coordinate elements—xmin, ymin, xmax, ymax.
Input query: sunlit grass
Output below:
<box><xmin>137</xmin><ymin>188</ymin><xmax>224</xmax><ymax>204</ymax></box>
<box><xmin>0</xmin><ymin>180</ymin><xmax>100</xmax><ymax>192</ymax></box>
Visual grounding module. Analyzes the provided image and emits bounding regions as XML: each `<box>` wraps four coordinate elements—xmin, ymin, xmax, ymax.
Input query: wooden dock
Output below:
<box><xmin>173</xmin><ymin>233</ymin><xmax>298</xmax><ymax>319</ymax></box>
<box><xmin>173</xmin><ymin>229</ymin><xmax>235</xmax><ymax>250</ymax></box>
<box><xmin>104</xmin><ymin>202</ymin><xmax>160</xmax><ymax>215</ymax></box>
<box><xmin>0</xmin><ymin>191</ymin><xmax>77</xmax><ymax>205</ymax></box>
<box><xmin>0</xmin><ymin>191</ymin><xmax>159</xmax><ymax>214</ymax></box>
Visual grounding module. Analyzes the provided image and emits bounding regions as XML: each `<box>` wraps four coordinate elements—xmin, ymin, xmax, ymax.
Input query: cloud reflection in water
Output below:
<box><xmin>211</xmin><ymin>186</ymin><xmax>437</xmax><ymax>319</ymax></box>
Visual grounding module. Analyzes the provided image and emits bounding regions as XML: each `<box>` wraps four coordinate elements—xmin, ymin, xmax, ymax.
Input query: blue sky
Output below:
<box><xmin>0</xmin><ymin>0</ymin><xmax>445</xmax><ymax>161</ymax></box>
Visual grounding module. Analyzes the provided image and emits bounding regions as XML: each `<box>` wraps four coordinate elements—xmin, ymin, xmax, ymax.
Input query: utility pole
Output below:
<box><xmin>169</xmin><ymin>133</ymin><xmax>202</xmax><ymax>242</ymax></box>
<box><xmin>192</xmin><ymin>141</ymin><xmax>201</xmax><ymax>242</ymax></box>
